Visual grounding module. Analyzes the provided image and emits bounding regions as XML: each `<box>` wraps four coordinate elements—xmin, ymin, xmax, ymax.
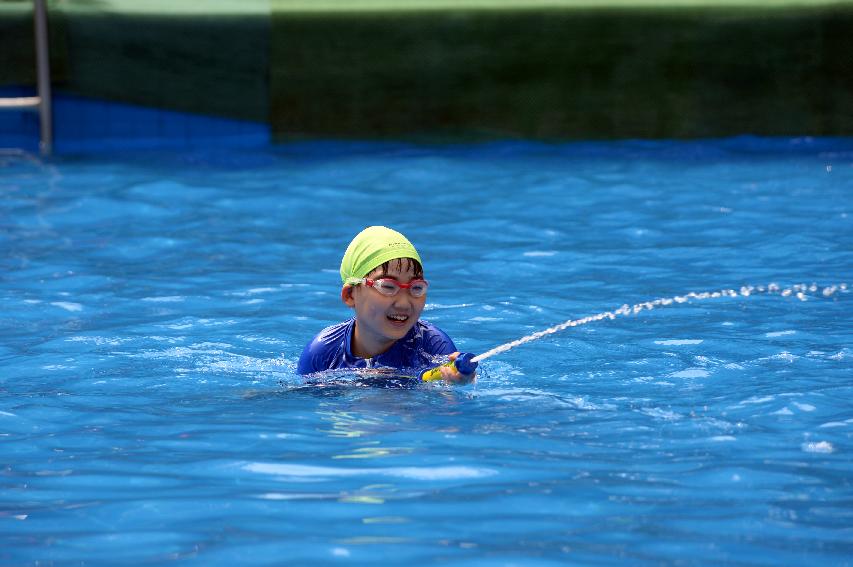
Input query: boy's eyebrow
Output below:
<box><xmin>371</xmin><ymin>273</ymin><xmax>416</xmax><ymax>281</ymax></box>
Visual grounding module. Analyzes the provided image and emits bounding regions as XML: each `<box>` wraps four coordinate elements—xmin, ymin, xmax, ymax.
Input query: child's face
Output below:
<box><xmin>342</xmin><ymin>260</ymin><xmax>426</xmax><ymax>357</ymax></box>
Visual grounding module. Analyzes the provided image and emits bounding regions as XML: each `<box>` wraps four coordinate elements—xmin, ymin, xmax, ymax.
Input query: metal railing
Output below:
<box><xmin>0</xmin><ymin>0</ymin><xmax>53</xmax><ymax>156</ymax></box>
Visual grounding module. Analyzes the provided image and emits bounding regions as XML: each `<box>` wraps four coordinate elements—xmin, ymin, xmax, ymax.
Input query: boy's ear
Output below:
<box><xmin>341</xmin><ymin>285</ymin><xmax>356</xmax><ymax>307</ymax></box>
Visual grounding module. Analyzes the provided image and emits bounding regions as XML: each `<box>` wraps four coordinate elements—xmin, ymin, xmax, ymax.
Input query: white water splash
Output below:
<box><xmin>472</xmin><ymin>282</ymin><xmax>848</xmax><ymax>363</ymax></box>
<box><xmin>669</xmin><ymin>368</ymin><xmax>710</xmax><ymax>379</ymax></box>
<box><xmin>766</xmin><ymin>330</ymin><xmax>796</xmax><ymax>338</ymax></box>
<box><xmin>141</xmin><ymin>296</ymin><xmax>186</xmax><ymax>303</ymax></box>
<box><xmin>802</xmin><ymin>441</ymin><xmax>834</xmax><ymax>454</ymax></box>
<box><xmin>51</xmin><ymin>301</ymin><xmax>83</xmax><ymax>312</ymax></box>
<box><xmin>243</xmin><ymin>462</ymin><xmax>497</xmax><ymax>480</ymax></box>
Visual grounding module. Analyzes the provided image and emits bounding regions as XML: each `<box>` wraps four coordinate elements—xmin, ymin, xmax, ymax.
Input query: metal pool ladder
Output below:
<box><xmin>0</xmin><ymin>0</ymin><xmax>52</xmax><ymax>156</ymax></box>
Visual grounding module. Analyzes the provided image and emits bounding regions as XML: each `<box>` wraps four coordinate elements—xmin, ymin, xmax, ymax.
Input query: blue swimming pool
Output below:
<box><xmin>2</xmin><ymin>137</ymin><xmax>851</xmax><ymax>565</ymax></box>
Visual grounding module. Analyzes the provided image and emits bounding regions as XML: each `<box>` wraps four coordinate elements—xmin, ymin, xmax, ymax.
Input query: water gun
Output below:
<box><xmin>421</xmin><ymin>352</ymin><xmax>479</xmax><ymax>382</ymax></box>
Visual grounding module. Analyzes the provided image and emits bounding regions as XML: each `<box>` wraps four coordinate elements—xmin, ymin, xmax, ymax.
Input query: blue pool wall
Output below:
<box><xmin>0</xmin><ymin>87</ymin><xmax>270</xmax><ymax>154</ymax></box>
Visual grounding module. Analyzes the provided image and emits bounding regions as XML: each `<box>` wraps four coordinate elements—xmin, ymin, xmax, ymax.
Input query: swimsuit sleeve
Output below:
<box><xmin>419</xmin><ymin>321</ymin><xmax>458</xmax><ymax>356</ymax></box>
<box><xmin>297</xmin><ymin>320</ymin><xmax>351</xmax><ymax>374</ymax></box>
<box><xmin>297</xmin><ymin>335</ymin><xmax>327</xmax><ymax>374</ymax></box>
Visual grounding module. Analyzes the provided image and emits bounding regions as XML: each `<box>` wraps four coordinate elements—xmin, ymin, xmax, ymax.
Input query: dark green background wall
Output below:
<box><xmin>270</xmin><ymin>5</ymin><xmax>853</xmax><ymax>140</ymax></box>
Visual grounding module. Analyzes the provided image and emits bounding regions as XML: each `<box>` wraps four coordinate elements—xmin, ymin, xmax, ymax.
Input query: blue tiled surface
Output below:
<box><xmin>0</xmin><ymin>87</ymin><xmax>270</xmax><ymax>153</ymax></box>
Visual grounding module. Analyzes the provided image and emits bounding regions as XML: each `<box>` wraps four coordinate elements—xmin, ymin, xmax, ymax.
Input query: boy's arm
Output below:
<box><xmin>297</xmin><ymin>320</ymin><xmax>351</xmax><ymax>375</ymax></box>
<box><xmin>417</xmin><ymin>322</ymin><xmax>477</xmax><ymax>384</ymax></box>
<box><xmin>421</xmin><ymin>352</ymin><xmax>477</xmax><ymax>384</ymax></box>
<box><xmin>297</xmin><ymin>340</ymin><xmax>321</xmax><ymax>374</ymax></box>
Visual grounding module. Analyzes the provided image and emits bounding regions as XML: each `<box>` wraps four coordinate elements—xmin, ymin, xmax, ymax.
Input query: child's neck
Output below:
<box><xmin>351</xmin><ymin>323</ymin><xmax>395</xmax><ymax>359</ymax></box>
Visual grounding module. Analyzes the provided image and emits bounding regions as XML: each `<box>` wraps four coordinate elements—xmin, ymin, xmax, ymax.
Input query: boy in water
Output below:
<box><xmin>297</xmin><ymin>226</ymin><xmax>476</xmax><ymax>384</ymax></box>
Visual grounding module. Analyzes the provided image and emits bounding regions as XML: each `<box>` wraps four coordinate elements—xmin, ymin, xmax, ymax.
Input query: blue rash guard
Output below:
<box><xmin>297</xmin><ymin>318</ymin><xmax>457</xmax><ymax>375</ymax></box>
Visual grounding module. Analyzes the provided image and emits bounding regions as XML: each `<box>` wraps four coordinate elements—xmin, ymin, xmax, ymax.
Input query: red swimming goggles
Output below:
<box><xmin>360</xmin><ymin>278</ymin><xmax>429</xmax><ymax>298</ymax></box>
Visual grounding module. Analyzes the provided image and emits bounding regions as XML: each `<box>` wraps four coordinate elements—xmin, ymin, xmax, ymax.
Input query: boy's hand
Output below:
<box><xmin>439</xmin><ymin>352</ymin><xmax>477</xmax><ymax>385</ymax></box>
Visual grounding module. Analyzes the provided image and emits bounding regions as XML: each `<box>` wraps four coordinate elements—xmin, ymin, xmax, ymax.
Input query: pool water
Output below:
<box><xmin>2</xmin><ymin>137</ymin><xmax>851</xmax><ymax>565</ymax></box>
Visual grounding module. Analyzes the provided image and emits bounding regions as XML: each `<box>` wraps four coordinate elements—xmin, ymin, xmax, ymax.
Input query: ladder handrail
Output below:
<box><xmin>0</xmin><ymin>0</ymin><xmax>53</xmax><ymax>156</ymax></box>
<box><xmin>34</xmin><ymin>0</ymin><xmax>52</xmax><ymax>156</ymax></box>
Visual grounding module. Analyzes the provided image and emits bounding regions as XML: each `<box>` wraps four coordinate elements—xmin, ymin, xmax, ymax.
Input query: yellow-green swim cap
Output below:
<box><xmin>340</xmin><ymin>226</ymin><xmax>422</xmax><ymax>285</ymax></box>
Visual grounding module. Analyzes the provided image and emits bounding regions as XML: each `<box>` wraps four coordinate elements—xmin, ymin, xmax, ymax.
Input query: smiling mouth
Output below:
<box><xmin>387</xmin><ymin>314</ymin><xmax>409</xmax><ymax>323</ymax></box>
